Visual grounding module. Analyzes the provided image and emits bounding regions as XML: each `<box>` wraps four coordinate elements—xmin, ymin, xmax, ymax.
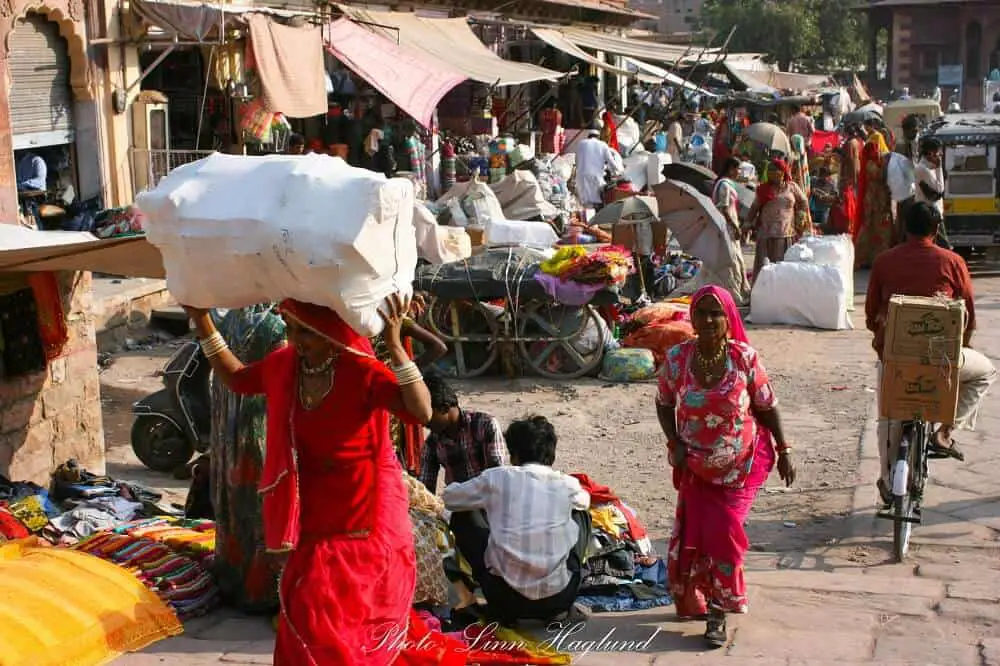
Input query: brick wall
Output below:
<box><xmin>0</xmin><ymin>271</ymin><xmax>105</xmax><ymax>484</ymax></box>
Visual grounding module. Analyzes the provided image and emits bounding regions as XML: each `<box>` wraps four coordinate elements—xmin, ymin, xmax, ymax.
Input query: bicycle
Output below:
<box><xmin>877</xmin><ymin>419</ymin><xmax>933</xmax><ymax>562</ymax></box>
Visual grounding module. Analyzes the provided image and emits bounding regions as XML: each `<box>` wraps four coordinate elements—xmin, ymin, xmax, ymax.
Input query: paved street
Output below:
<box><xmin>114</xmin><ymin>273</ymin><xmax>1000</xmax><ymax>665</ymax></box>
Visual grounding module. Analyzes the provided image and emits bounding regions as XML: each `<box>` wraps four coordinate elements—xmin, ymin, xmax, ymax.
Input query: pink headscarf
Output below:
<box><xmin>690</xmin><ymin>285</ymin><xmax>748</xmax><ymax>344</ymax></box>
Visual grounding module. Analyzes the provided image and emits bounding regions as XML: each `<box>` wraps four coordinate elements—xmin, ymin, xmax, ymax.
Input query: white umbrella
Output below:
<box><xmin>652</xmin><ymin>179</ymin><xmax>737</xmax><ymax>271</ymax></box>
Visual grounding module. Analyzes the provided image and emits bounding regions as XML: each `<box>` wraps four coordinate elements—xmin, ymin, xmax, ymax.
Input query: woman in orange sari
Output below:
<box><xmin>185</xmin><ymin>294</ymin><xmax>432</xmax><ymax>665</ymax></box>
<box><xmin>854</xmin><ymin>131</ymin><xmax>894</xmax><ymax>267</ymax></box>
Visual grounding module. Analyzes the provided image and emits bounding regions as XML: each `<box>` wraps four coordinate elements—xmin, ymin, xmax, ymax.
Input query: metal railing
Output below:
<box><xmin>130</xmin><ymin>148</ymin><xmax>216</xmax><ymax>193</ymax></box>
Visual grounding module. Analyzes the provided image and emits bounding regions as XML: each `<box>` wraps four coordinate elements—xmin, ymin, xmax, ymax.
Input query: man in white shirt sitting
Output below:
<box><xmin>443</xmin><ymin>415</ymin><xmax>591</xmax><ymax>626</ymax></box>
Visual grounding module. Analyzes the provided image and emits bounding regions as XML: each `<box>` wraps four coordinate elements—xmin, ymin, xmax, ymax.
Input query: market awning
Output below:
<box><xmin>131</xmin><ymin>0</ymin><xmax>303</xmax><ymax>41</ymax></box>
<box><xmin>553</xmin><ymin>27</ymin><xmax>714</xmax><ymax>65</ymax></box>
<box><xmin>531</xmin><ymin>27</ymin><xmax>632</xmax><ymax>77</ymax></box>
<box><xmin>338</xmin><ymin>7</ymin><xmax>561</xmax><ymax>86</ymax></box>
<box><xmin>622</xmin><ymin>57</ymin><xmax>716</xmax><ymax>96</ymax></box>
<box><xmin>0</xmin><ymin>229</ymin><xmax>165</xmax><ymax>278</ymax></box>
<box><xmin>746</xmin><ymin>69</ymin><xmax>833</xmax><ymax>92</ymax></box>
<box><xmin>723</xmin><ymin>62</ymin><xmax>776</xmax><ymax>93</ymax></box>
<box><xmin>325</xmin><ymin>18</ymin><xmax>465</xmax><ymax>128</ymax></box>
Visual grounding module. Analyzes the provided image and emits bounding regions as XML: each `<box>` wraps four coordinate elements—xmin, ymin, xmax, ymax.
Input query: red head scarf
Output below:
<box><xmin>755</xmin><ymin>158</ymin><xmax>792</xmax><ymax>207</ymax></box>
<box><xmin>690</xmin><ymin>285</ymin><xmax>749</xmax><ymax>344</ymax></box>
<box><xmin>277</xmin><ymin>299</ymin><xmax>374</xmax><ymax>357</ymax></box>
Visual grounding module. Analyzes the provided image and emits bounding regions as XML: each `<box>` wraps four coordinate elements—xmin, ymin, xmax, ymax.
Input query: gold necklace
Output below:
<box><xmin>696</xmin><ymin>342</ymin><xmax>728</xmax><ymax>383</ymax></box>
<box><xmin>298</xmin><ymin>355</ymin><xmax>337</xmax><ymax>410</ymax></box>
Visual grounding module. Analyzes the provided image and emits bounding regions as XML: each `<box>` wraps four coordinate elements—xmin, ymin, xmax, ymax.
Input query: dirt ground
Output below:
<box><xmin>97</xmin><ymin>305</ymin><xmax>876</xmax><ymax>555</ymax></box>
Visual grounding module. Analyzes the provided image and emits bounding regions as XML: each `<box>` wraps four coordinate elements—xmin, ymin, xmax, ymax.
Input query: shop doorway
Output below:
<box><xmin>8</xmin><ymin>12</ymin><xmax>81</xmax><ymax>227</ymax></box>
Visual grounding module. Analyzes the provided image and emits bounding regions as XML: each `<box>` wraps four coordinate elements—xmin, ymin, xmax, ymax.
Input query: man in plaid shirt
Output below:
<box><xmin>419</xmin><ymin>374</ymin><xmax>507</xmax><ymax>492</ymax></box>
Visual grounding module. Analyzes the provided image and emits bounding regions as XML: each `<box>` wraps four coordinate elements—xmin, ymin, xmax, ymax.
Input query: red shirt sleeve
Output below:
<box><xmin>954</xmin><ymin>256</ymin><xmax>976</xmax><ymax>333</ymax></box>
<box><xmin>365</xmin><ymin>356</ymin><xmax>423</xmax><ymax>425</ymax></box>
<box><xmin>230</xmin><ymin>357</ymin><xmax>268</xmax><ymax>395</ymax></box>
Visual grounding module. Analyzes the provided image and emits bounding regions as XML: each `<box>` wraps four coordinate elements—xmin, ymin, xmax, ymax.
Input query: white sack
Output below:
<box><xmin>749</xmin><ymin>262</ymin><xmax>852</xmax><ymax>330</ymax></box>
<box><xmin>137</xmin><ymin>153</ymin><xmax>417</xmax><ymax>337</ymax></box>
<box><xmin>489</xmin><ymin>171</ymin><xmax>558</xmax><ymax>221</ymax></box>
<box><xmin>623</xmin><ymin>153</ymin><xmax>649</xmax><ymax>191</ymax></box>
<box><xmin>796</xmin><ymin>234</ymin><xmax>856</xmax><ymax>311</ymax></box>
<box><xmin>413</xmin><ymin>203</ymin><xmax>472</xmax><ymax>265</ymax></box>
<box><xmin>485</xmin><ymin>218</ymin><xmax>558</xmax><ymax>249</ymax></box>
<box><xmin>783</xmin><ymin>244</ymin><xmax>815</xmax><ymax>263</ymax></box>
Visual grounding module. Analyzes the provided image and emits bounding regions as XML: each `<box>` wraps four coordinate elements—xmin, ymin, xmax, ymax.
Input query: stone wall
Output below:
<box><xmin>0</xmin><ymin>271</ymin><xmax>105</xmax><ymax>484</ymax></box>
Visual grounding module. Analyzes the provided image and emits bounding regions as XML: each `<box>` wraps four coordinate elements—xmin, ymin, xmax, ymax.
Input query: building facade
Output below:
<box><xmin>866</xmin><ymin>0</ymin><xmax>1000</xmax><ymax>110</ymax></box>
<box><xmin>0</xmin><ymin>0</ymin><xmax>142</xmax><ymax>483</ymax></box>
<box><xmin>627</xmin><ymin>0</ymin><xmax>702</xmax><ymax>35</ymax></box>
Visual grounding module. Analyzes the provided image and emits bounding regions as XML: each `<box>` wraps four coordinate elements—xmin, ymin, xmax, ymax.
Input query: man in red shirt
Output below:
<box><xmin>866</xmin><ymin>202</ymin><xmax>997</xmax><ymax>501</ymax></box>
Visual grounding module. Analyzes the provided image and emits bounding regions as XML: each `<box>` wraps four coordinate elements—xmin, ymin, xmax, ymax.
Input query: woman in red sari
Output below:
<box><xmin>854</xmin><ymin>131</ymin><xmax>894</xmax><ymax>267</ymax></box>
<box><xmin>185</xmin><ymin>294</ymin><xmax>432</xmax><ymax>665</ymax></box>
<box><xmin>655</xmin><ymin>285</ymin><xmax>795</xmax><ymax>649</ymax></box>
<box><xmin>830</xmin><ymin>125</ymin><xmax>863</xmax><ymax>236</ymax></box>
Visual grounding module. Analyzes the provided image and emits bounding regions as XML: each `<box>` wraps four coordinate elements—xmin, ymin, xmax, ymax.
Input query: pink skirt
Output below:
<box><xmin>668</xmin><ymin>437</ymin><xmax>775</xmax><ymax>617</ymax></box>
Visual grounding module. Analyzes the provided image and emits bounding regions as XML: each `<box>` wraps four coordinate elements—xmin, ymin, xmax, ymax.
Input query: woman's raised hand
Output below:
<box><xmin>379</xmin><ymin>292</ymin><xmax>412</xmax><ymax>350</ymax></box>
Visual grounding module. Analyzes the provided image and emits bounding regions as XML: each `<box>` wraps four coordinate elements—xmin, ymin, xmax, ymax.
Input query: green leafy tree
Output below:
<box><xmin>699</xmin><ymin>0</ymin><xmax>866</xmax><ymax>72</ymax></box>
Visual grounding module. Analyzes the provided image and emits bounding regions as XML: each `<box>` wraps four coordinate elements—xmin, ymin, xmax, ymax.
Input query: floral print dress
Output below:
<box><xmin>211</xmin><ymin>305</ymin><xmax>286</xmax><ymax>613</ymax></box>
<box><xmin>657</xmin><ymin>339</ymin><xmax>777</xmax><ymax>616</ymax></box>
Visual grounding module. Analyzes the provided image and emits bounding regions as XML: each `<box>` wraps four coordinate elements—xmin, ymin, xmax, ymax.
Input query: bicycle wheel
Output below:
<box><xmin>892</xmin><ymin>495</ymin><xmax>914</xmax><ymax>562</ymax></box>
<box><xmin>892</xmin><ymin>422</ymin><xmax>925</xmax><ymax>562</ymax></box>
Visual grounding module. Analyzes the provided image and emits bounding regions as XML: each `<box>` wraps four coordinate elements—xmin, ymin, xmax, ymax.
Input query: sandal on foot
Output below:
<box><xmin>928</xmin><ymin>441</ymin><xmax>965</xmax><ymax>461</ymax></box>
<box><xmin>704</xmin><ymin>614</ymin><xmax>727</xmax><ymax>648</ymax></box>
<box><xmin>877</xmin><ymin>478</ymin><xmax>893</xmax><ymax>506</ymax></box>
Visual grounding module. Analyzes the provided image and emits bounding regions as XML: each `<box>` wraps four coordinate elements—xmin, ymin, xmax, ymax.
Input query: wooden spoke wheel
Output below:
<box><xmin>516</xmin><ymin>301</ymin><xmax>606</xmax><ymax>380</ymax></box>
<box><xmin>426</xmin><ymin>297</ymin><xmax>500</xmax><ymax>378</ymax></box>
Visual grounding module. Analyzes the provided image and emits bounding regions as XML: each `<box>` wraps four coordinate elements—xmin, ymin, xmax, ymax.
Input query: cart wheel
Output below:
<box><xmin>517</xmin><ymin>302</ymin><xmax>606</xmax><ymax>380</ymax></box>
<box><xmin>426</xmin><ymin>297</ymin><xmax>500</xmax><ymax>378</ymax></box>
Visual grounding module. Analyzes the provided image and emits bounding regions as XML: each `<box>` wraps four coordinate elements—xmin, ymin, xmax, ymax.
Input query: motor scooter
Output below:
<box><xmin>130</xmin><ymin>311</ymin><xmax>222</xmax><ymax>473</ymax></box>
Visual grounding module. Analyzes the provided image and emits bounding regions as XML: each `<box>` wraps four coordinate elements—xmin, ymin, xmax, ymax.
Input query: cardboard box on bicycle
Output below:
<box><xmin>879</xmin><ymin>359</ymin><xmax>959</xmax><ymax>424</ymax></box>
<box><xmin>883</xmin><ymin>295</ymin><xmax>965</xmax><ymax>364</ymax></box>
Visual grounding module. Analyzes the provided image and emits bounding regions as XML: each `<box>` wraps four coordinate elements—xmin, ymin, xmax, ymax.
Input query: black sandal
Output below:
<box><xmin>928</xmin><ymin>440</ymin><xmax>965</xmax><ymax>461</ymax></box>
<box><xmin>704</xmin><ymin>613</ymin><xmax>727</xmax><ymax>648</ymax></box>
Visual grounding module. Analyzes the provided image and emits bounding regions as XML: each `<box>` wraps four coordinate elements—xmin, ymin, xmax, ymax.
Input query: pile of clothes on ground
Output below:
<box><xmin>599</xmin><ymin>299</ymin><xmax>696</xmax><ymax>383</ymax></box>
<box><xmin>0</xmin><ymin>460</ymin><xmax>220</xmax><ymax>619</ymax></box>
<box><xmin>76</xmin><ymin>517</ymin><xmax>220</xmax><ymax>620</ymax></box>
<box><xmin>573</xmin><ymin>474</ymin><xmax>671</xmax><ymax>613</ymax></box>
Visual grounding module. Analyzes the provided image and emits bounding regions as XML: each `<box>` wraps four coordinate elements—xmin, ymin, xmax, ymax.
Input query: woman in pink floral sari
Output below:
<box><xmin>655</xmin><ymin>285</ymin><xmax>796</xmax><ymax>648</ymax></box>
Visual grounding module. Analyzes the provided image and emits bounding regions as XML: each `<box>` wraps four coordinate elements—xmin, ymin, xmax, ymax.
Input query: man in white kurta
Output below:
<box><xmin>574</xmin><ymin>129</ymin><xmax>623</xmax><ymax>208</ymax></box>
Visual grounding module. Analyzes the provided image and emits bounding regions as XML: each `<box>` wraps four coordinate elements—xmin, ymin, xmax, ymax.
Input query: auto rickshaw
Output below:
<box><xmin>922</xmin><ymin>113</ymin><xmax>1000</xmax><ymax>249</ymax></box>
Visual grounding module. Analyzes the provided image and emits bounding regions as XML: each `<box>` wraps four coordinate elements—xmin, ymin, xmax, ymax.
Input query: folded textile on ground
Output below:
<box><xmin>576</xmin><ymin>585</ymin><xmax>672</xmax><ymax>613</ymax></box>
<box><xmin>0</xmin><ymin>537</ymin><xmax>181</xmax><ymax>666</ymax></box>
<box><xmin>113</xmin><ymin>516</ymin><xmax>216</xmax><ymax>565</ymax></box>
<box><xmin>75</xmin><ymin>531</ymin><xmax>219</xmax><ymax>620</ymax></box>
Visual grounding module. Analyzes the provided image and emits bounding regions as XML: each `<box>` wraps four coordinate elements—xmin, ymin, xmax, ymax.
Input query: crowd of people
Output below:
<box><xmin>175</xmin><ymin>271</ymin><xmax>800</xmax><ymax>664</ymax></box>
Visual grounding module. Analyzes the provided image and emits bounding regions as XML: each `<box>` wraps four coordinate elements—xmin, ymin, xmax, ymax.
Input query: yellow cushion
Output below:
<box><xmin>0</xmin><ymin>538</ymin><xmax>182</xmax><ymax>666</ymax></box>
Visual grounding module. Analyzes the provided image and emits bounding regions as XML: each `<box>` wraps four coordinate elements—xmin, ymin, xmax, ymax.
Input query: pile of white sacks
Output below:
<box><xmin>137</xmin><ymin>153</ymin><xmax>418</xmax><ymax>337</ymax></box>
<box><xmin>749</xmin><ymin>235</ymin><xmax>855</xmax><ymax>331</ymax></box>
